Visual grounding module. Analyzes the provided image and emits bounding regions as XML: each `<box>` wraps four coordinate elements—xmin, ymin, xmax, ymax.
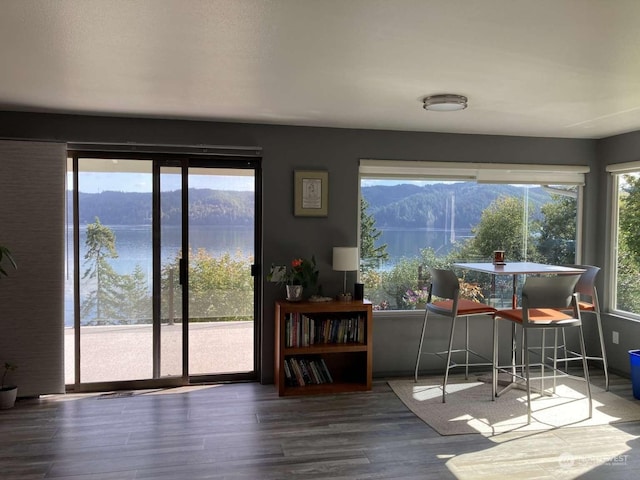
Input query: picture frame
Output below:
<box><xmin>294</xmin><ymin>170</ymin><xmax>329</xmax><ymax>217</ymax></box>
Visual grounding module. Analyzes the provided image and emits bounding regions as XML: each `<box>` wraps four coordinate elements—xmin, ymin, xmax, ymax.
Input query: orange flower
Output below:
<box><xmin>268</xmin><ymin>257</ymin><xmax>319</xmax><ymax>292</ymax></box>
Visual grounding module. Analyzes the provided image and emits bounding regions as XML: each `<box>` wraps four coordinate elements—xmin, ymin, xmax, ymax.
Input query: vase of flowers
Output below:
<box><xmin>269</xmin><ymin>256</ymin><xmax>320</xmax><ymax>300</ymax></box>
<box><xmin>285</xmin><ymin>284</ymin><xmax>304</xmax><ymax>302</ymax></box>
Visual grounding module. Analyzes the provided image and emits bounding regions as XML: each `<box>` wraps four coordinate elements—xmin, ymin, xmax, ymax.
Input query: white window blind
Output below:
<box><xmin>0</xmin><ymin>140</ymin><xmax>66</xmax><ymax>396</ymax></box>
<box><xmin>606</xmin><ymin>161</ymin><xmax>640</xmax><ymax>174</ymax></box>
<box><xmin>359</xmin><ymin>160</ymin><xmax>589</xmax><ymax>185</ymax></box>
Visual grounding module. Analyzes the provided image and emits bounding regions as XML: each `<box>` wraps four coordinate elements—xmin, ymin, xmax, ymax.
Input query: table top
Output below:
<box><xmin>452</xmin><ymin>262</ymin><xmax>585</xmax><ymax>275</ymax></box>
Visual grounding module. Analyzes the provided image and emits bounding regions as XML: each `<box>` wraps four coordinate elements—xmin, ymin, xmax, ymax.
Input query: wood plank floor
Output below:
<box><xmin>0</xmin><ymin>372</ymin><xmax>638</xmax><ymax>479</ymax></box>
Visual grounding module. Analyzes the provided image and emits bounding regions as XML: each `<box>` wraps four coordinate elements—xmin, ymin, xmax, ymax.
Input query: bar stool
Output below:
<box><xmin>414</xmin><ymin>268</ymin><xmax>497</xmax><ymax>403</ymax></box>
<box><xmin>558</xmin><ymin>265</ymin><xmax>609</xmax><ymax>390</ymax></box>
<box><xmin>493</xmin><ymin>274</ymin><xmax>592</xmax><ymax>424</ymax></box>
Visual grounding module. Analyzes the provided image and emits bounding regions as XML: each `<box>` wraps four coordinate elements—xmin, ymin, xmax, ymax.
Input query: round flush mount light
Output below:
<box><xmin>423</xmin><ymin>94</ymin><xmax>468</xmax><ymax>112</ymax></box>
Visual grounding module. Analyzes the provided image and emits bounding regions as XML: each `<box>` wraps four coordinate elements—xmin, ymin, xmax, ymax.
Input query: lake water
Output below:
<box><xmin>64</xmin><ymin>225</ymin><xmax>471</xmax><ymax>325</ymax></box>
<box><xmin>64</xmin><ymin>225</ymin><xmax>255</xmax><ymax>325</ymax></box>
<box><xmin>379</xmin><ymin>227</ymin><xmax>472</xmax><ymax>265</ymax></box>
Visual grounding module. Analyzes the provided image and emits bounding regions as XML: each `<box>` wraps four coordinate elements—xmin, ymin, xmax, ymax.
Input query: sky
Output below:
<box><xmin>360</xmin><ymin>179</ymin><xmax>447</xmax><ymax>187</ymax></box>
<box><xmin>73</xmin><ymin>175</ymin><xmax>544</xmax><ymax>193</ymax></box>
<box><xmin>69</xmin><ymin>172</ymin><xmax>255</xmax><ymax>193</ymax></box>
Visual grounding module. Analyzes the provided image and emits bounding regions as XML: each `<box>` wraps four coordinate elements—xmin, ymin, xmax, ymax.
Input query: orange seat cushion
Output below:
<box><xmin>432</xmin><ymin>298</ymin><xmax>497</xmax><ymax>315</ymax></box>
<box><xmin>497</xmin><ymin>308</ymin><xmax>576</xmax><ymax>325</ymax></box>
<box><xmin>556</xmin><ymin>301</ymin><xmax>595</xmax><ymax>313</ymax></box>
<box><xmin>577</xmin><ymin>301</ymin><xmax>595</xmax><ymax>311</ymax></box>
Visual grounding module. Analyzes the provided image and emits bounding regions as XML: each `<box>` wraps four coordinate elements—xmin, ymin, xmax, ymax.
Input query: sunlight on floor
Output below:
<box><xmin>446</xmin><ymin>429</ymin><xmax>635</xmax><ymax>479</ymax></box>
<box><xmin>40</xmin><ymin>384</ymin><xmax>225</xmax><ymax>402</ymax></box>
<box><xmin>411</xmin><ymin>381</ymin><xmax>484</xmax><ymax>401</ymax></box>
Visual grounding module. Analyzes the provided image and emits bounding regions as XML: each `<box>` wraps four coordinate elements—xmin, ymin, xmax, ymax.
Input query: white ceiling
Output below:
<box><xmin>3</xmin><ymin>0</ymin><xmax>640</xmax><ymax>139</ymax></box>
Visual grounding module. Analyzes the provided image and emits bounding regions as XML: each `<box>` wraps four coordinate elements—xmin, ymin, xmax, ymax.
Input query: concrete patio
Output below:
<box><xmin>64</xmin><ymin>321</ymin><xmax>254</xmax><ymax>384</ymax></box>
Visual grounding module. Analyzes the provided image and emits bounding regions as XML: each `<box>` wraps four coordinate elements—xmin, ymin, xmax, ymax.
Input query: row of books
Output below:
<box><xmin>285</xmin><ymin>313</ymin><xmax>365</xmax><ymax>347</ymax></box>
<box><xmin>284</xmin><ymin>356</ymin><xmax>333</xmax><ymax>387</ymax></box>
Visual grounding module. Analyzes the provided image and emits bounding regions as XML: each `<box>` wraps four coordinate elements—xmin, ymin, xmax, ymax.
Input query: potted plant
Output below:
<box><xmin>0</xmin><ymin>362</ymin><xmax>17</xmax><ymax>409</ymax></box>
<box><xmin>268</xmin><ymin>256</ymin><xmax>320</xmax><ymax>301</ymax></box>
<box><xmin>0</xmin><ymin>245</ymin><xmax>17</xmax><ymax>278</ymax></box>
<box><xmin>0</xmin><ymin>246</ymin><xmax>18</xmax><ymax>408</ymax></box>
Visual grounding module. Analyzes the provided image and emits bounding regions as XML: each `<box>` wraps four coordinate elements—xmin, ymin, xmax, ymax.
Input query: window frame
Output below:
<box><xmin>358</xmin><ymin>160</ymin><xmax>588</xmax><ymax>312</ymax></box>
<box><xmin>605</xmin><ymin>163</ymin><xmax>640</xmax><ymax>321</ymax></box>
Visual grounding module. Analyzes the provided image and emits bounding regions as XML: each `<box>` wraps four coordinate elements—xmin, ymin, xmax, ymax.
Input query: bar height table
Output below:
<box><xmin>452</xmin><ymin>262</ymin><xmax>585</xmax><ymax>395</ymax></box>
<box><xmin>452</xmin><ymin>262</ymin><xmax>585</xmax><ymax>308</ymax></box>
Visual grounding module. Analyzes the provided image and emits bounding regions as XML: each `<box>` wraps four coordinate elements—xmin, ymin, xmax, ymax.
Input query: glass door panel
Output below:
<box><xmin>187</xmin><ymin>168</ymin><xmax>255</xmax><ymax>376</ymax></box>
<box><xmin>159</xmin><ymin>165</ymin><xmax>184</xmax><ymax>378</ymax></box>
<box><xmin>77</xmin><ymin>158</ymin><xmax>153</xmax><ymax>383</ymax></box>
<box><xmin>65</xmin><ymin>157</ymin><xmax>74</xmax><ymax>385</ymax></box>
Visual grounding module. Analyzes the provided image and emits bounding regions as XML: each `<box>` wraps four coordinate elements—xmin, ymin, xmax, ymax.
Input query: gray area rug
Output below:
<box><xmin>389</xmin><ymin>374</ymin><xmax>640</xmax><ymax>436</ymax></box>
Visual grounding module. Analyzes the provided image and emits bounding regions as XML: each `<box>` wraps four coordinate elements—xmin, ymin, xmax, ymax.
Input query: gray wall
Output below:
<box><xmin>3</xmin><ymin>111</ymin><xmax>627</xmax><ymax>388</ymax></box>
<box><xmin>594</xmin><ymin>130</ymin><xmax>640</xmax><ymax>376</ymax></box>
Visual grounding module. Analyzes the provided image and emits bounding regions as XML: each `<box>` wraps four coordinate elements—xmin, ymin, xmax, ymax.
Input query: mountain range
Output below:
<box><xmin>72</xmin><ymin>183</ymin><xmax>552</xmax><ymax>229</ymax></box>
<box><xmin>361</xmin><ymin>183</ymin><xmax>551</xmax><ymax>229</ymax></box>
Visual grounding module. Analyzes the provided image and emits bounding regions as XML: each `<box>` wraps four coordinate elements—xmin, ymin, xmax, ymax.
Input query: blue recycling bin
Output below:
<box><xmin>630</xmin><ymin>350</ymin><xmax>640</xmax><ymax>400</ymax></box>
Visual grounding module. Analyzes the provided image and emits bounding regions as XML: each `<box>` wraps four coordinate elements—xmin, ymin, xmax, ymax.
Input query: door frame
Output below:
<box><xmin>67</xmin><ymin>148</ymin><xmax>262</xmax><ymax>393</ymax></box>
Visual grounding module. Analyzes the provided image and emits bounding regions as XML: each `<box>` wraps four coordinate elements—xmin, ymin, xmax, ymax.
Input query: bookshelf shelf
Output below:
<box><xmin>275</xmin><ymin>299</ymin><xmax>373</xmax><ymax>396</ymax></box>
<box><xmin>283</xmin><ymin>343</ymin><xmax>369</xmax><ymax>355</ymax></box>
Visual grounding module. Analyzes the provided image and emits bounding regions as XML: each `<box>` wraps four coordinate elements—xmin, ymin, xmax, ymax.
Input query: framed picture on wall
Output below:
<box><xmin>294</xmin><ymin>170</ymin><xmax>328</xmax><ymax>217</ymax></box>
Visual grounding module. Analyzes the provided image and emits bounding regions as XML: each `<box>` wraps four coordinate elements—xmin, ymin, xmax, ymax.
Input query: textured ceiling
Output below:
<box><xmin>2</xmin><ymin>0</ymin><xmax>640</xmax><ymax>139</ymax></box>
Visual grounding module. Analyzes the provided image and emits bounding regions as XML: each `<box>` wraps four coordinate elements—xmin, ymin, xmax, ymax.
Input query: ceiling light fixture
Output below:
<box><xmin>423</xmin><ymin>94</ymin><xmax>468</xmax><ymax>112</ymax></box>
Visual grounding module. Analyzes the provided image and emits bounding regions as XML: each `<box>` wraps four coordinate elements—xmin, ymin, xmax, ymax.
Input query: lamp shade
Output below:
<box><xmin>333</xmin><ymin>247</ymin><xmax>359</xmax><ymax>271</ymax></box>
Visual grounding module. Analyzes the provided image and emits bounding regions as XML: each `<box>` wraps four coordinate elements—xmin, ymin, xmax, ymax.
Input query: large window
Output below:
<box><xmin>607</xmin><ymin>162</ymin><xmax>640</xmax><ymax>318</ymax></box>
<box><xmin>359</xmin><ymin>161</ymin><xmax>586</xmax><ymax>311</ymax></box>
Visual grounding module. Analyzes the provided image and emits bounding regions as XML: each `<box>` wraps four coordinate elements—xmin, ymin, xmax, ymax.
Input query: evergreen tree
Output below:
<box><xmin>81</xmin><ymin>217</ymin><xmax>124</xmax><ymax>324</ymax></box>
<box><xmin>360</xmin><ymin>198</ymin><xmax>389</xmax><ymax>271</ymax></box>
<box><xmin>117</xmin><ymin>265</ymin><xmax>152</xmax><ymax>323</ymax></box>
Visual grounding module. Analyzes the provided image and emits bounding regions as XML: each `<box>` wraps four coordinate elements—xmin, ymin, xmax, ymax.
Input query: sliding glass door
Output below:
<box><xmin>66</xmin><ymin>152</ymin><xmax>260</xmax><ymax>390</ymax></box>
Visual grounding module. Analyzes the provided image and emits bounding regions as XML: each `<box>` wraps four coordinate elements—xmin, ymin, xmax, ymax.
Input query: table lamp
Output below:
<box><xmin>333</xmin><ymin>246</ymin><xmax>359</xmax><ymax>301</ymax></box>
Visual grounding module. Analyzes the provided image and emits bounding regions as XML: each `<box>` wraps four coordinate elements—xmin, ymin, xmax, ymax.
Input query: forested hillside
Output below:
<box><xmin>72</xmin><ymin>183</ymin><xmax>551</xmax><ymax>229</ymax></box>
<box><xmin>74</xmin><ymin>189</ymin><xmax>254</xmax><ymax>225</ymax></box>
<box><xmin>361</xmin><ymin>183</ymin><xmax>551</xmax><ymax>229</ymax></box>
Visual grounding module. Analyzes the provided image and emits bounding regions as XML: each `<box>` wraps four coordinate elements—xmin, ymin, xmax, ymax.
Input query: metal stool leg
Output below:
<box><xmin>524</xmin><ymin>328</ymin><xmax>532</xmax><ymax>425</ymax></box>
<box><xmin>594</xmin><ymin>306</ymin><xmax>609</xmax><ymax>391</ymax></box>
<box><xmin>414</xmin><ymin>309</ymin><xmax>429</xmax><ymax>382</ymax></box>
<box><xmin>464</xmin><ymin>316</ymin><xmax>470</xmax><ymax>380</ymax></box>
<box><xmin>577</xmin><ymin>325</ymin><xmax>593</xmax><ymax>419</ymax></box>
<box><xmin>492</xmin><ymin>316</ymin><xmax>498</xmax><ymax>401</ymax></box>
<box><xmin>442</xmin><ymin>315</ymin><xmax>457</xmax><ymax>403</ymax></box>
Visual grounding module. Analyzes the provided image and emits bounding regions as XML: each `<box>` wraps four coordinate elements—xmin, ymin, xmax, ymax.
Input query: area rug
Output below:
<box><xmin>388</xmin><ymin>375</ymin><xmax>640</xmax><ymax>436</ymax></box>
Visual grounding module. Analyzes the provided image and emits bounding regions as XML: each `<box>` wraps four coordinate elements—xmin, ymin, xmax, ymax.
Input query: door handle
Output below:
<box><xmin>179</xmin><ymin>258</ymin><xmax>186</xmax><ymax>285</ymax></box>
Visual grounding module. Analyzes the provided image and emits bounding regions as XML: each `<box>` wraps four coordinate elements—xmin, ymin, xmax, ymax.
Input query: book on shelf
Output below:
<box><xmin>285</xmin><ymin>314</ymin><xmax>366</xmax><ymax>347</ymax></box>
<box><xmin>298</xmin><ymin>358</ymin><xmax>313</xmax><ymax>385</ymax></box>
<box><xmin>288</xmin><ymin>358</ymin><xmax>305</xmax><ymax>386</ymax></box>
<box><xmin>308</xmin><ymin>359</ymin><xmax>323</xmax><ymax>384</ymax></box>
<box><xmin>319</xmin><ymin>357</ymin><xmax>333</xmax><ymax>383</ymax></box>
<box><xmin>285</xmin><ymin>356</ymin><xmax>334</xmax><ymax>386</ymax></box>
<box><xmin>283</xmin><ymin>357</ymin><xmax>296</xmax><ymax>387</ymax></box>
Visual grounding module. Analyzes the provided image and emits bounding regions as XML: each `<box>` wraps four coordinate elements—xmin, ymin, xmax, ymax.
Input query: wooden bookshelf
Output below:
<box><xmin>274</xmin><ymin>299</ymin><xmax>373</xmax><ymax>396</ymax></box>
